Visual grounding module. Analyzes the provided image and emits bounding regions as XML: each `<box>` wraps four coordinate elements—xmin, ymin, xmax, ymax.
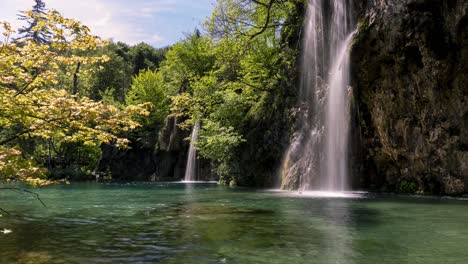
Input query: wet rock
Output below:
<box><xmin>351</xmin><ymin>0</ymin><xmax>468</xmax><ymax>194</ymax></box>
<box><xmin>96</xmin><ymin>134</ymin><xmax>158</xmax><ymax>181</ymax></box>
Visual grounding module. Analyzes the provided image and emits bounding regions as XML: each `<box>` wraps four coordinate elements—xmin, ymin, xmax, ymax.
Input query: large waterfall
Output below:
<box><xmin>281</xmin><ymin>0</ymin><xmax>354</xmax><ymax>191</ymax></box>
<box><xmin>184</xmin><ymin>122</ymin><xmax>200</xmax><ymax>182</ymax></box>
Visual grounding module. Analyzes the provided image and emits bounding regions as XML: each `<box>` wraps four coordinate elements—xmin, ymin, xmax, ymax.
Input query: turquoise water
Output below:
<box><xmin>0</xmin><ymin>182</ymin><xmax>467</xmax><ymax>264</ymax></box>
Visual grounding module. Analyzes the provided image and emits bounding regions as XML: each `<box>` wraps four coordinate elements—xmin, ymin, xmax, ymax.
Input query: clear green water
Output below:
<box><xmin>0</xmin><ymin>182</ymin><xmax>467</xmax><ymax>264</ymax></box>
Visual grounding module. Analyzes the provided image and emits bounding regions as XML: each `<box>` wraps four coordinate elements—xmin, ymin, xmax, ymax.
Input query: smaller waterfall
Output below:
<box><xmin>184</xmin><ymin>122</ymin><xmax>200</xmax><ymax>182</ymax></box>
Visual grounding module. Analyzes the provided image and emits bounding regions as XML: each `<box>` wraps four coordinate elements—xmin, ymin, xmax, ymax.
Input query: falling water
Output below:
<box><xmin>281</xmin><ymin>0</ymin><xmax>354</xmax><ymax>191</ymax></box>
<box><xmin>184</xmin><ymin>122</ymin><xmax>200</xmax><ymax>182</ymax></box>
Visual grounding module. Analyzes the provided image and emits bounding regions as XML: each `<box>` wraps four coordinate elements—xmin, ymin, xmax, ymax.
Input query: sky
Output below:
<box><xmin>0</xmin><ymin>0</ymin><xmax>216</xmax><ymax>47</ymax></box>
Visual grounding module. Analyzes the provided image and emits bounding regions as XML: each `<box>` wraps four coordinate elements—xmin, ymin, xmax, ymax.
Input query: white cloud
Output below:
<box><xmin>46</xmin><ymin>0</ymin><xmax>166</xmax><ymax>45</ymax></box>
<box><xmin>0</xmin><ymin>0</ymin><xmax>31</xmax><ymax>31</ymax></box>
<box><xmin>0</xmin><ymin>0</ymin><xmax>214</xmax><ymax>46</ymax></box>
<box><xmin>0</xmin><ymin>0</ymin><xmax>168</xmax><ymax>45</ymax></box>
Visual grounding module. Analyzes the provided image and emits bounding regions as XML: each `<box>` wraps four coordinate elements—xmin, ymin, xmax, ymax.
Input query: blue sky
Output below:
<box><xmin>0</xmin><ymin>0</ymin><xmax>216</xmax><ymax>47</ymax></box>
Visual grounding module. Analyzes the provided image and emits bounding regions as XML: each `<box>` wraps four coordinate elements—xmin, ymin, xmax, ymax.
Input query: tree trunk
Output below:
<box><xmin>72</xmin><ymin>62</ymin><xmax>81</xmax><ymax>95</ymax></box>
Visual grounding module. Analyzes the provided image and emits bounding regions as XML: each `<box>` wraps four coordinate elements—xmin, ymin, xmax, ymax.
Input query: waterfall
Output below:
<box><xmin>184</xmin><ymin>122</ymin><xmax>200</xmax><ymax>182</ymax></box>
<box><xmin>281</xmin><ymin>0</ymin><xmax>354</xmax><ymax>191</ymax></box>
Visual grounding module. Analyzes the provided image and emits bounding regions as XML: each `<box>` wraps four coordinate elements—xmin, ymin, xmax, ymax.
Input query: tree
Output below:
<box><xmin>72</xmin><ymin>42</ymin><xmax>167</xmax><ymax>105</ymax></box>
<box><xmin>126</xmin><ymin>69</ymin><xmax>170</xmax><ymax>126</ymax></box>
<box><xmin>0</xmin><ymin>11</ymin><xmax>150</xmax><ymax>183</ymax></box>
<box><xmin>206</xmin><ymin>0</ymin><xmax>290</xmax><ymax>40</ymax></box>
<box><xmin>17</xmin><ymin>0</ymin><xmax>51</xmax><ymax>44</ymax></box>
<box><xmin>130</xmin><ymin>42</ymin><xmax>167</xmax><ymax>75</ymax></box>
<box><xmin>163</xmin><ymin>1</ymin><xmax>295</xmax><ymax>185</ymax></box>
<box><xmin>86</xmin><ymin>43</ymin><xmax>133</xmax><ymax>103</ymax></box>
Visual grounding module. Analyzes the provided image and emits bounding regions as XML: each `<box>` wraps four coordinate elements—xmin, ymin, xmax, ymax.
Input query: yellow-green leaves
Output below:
<box><xmin>126</xmin><ymin>70</ymin><xmax>169</xmax><ymax>125</ymax></box>
<box><xmin>0</xmin><ymin>11</ymin><xmax>149</xmax><ymax>183</ymax></box>
<box><xmin>0</xmin><ymin>147</ymin><xmax>47</xmax><ymax>182</ymax></box>
<box><xmin>1</xmin><ymin>10</ymin><xmax>108</xmax><ymax>95</ymax></box>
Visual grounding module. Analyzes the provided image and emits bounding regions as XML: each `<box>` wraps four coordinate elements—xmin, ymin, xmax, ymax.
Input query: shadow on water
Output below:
<box><xmin>349</xmin><ymin>207</ymin><xmax>381</xmax><ymax>226</ymax></box>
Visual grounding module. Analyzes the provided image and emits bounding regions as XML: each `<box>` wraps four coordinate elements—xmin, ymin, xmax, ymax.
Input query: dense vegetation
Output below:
<box><xmin>0</xmin><ymin>1</ymin><xmax>160</xmax><ymax>184</ymax></box>
<box><xmin>3</xmin><ymin>0</ymin><xmax>465</xmax><ymax>194</ymax></box>
<box><xmin>0</xmin><ymin>0</ymin><xmax>302</xmax><ymax>186</ymax></box>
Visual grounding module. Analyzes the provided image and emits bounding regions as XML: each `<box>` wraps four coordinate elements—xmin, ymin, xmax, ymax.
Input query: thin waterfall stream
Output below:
<box><xmin>281</xmin><ymin>0</ymin><xmax>355</xmax><ymax>191</ymax></box>
<box><xmin>184</xmin><ymin>122</ymin><xmax>200</xmax><ymax>182</ymax></box>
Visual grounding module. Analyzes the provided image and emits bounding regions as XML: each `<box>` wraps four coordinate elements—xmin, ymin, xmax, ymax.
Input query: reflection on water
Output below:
<box><xmin>321</xmin><ymin>200</ymin><xmax>354</xmax><ymax>264</ymax></box>
<box><xmin>0</xmin><ymin>183</ymin><xmax>467</xmax><ymax>263</ymax></box>
<box><xmin>269</xmin><ymin>189</ymin><xmax>367</xmax><ymax>198</ymax></box>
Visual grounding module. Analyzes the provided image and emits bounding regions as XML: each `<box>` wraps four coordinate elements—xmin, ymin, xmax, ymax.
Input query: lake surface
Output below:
<box><xmin>0</xmin><ymin>182</ymin><xmax>467</xmax><ymax>264</ymax></box>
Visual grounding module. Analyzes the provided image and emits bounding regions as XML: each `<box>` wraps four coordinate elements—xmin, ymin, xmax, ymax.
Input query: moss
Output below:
<box><xmin>229</xmin><ymin>179</ymin><xmax>237</xmax><ymax>187</ymax></box>
<box><xmin>352</xmin><ymin>18</ymin><xmax>371</xmax><ymax>47</ymax></box>
<box><xmin>398</xmin><ymin>180</ymin><xmax>418</xmax><ymax>193</ymax></box>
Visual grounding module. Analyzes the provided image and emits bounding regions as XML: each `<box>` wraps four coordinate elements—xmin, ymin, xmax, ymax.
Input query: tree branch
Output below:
<box><xmin>0</xmin><ymin>207</ymin><xmax>11</xmax><ymax>215</ymax></box>
<box><xmin>249</xmin><ymin>0</ymin><xmax>275</xmax><ymax>40</ymax></box>
<box><xmin>0</xmin><ymin>188</ymin><xmax>47</xmax><ymax>208</ymax></box>
<box><xmin>14</xmin><ymin>71</ymin><xmax>42</xmax><ymax>97</ymax></box>
<box><xmin>250</xmin><ymin>0</ymin><xmax>269</xmax><ymax>7</ymax></box>
<box><xmin>0</xmin><ymin>130</ymin><xmax>31</xmax><ymax>145</ymax></box>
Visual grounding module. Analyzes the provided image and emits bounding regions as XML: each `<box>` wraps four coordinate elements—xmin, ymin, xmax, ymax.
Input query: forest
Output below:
<box><xmin>0</xmin><ymin>0</ymin><xmax>303</xmax><ymax>187</ymax></box>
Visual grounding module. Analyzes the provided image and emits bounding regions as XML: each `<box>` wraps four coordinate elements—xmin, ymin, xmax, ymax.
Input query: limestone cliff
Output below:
<box><xmin>351</xmin><ymin>0</ymin><xmax>468</xmax><ymax>194</ymax></box>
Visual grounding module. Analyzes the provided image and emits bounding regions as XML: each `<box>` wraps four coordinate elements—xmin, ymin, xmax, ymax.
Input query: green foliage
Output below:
<box><xmin>152</xmin><ymin>1</ymin><xmax>297</xmax><ymax>185</ymax></box>
<box><xmin>126</xmin><ymin>69</ymin><xmax>170</xmax><ymax>125</ymax></box>
<box><xmin>51</xmin><ymin>41</ymin><xmax>168</xmax><ymax>106</ymax></box>
<box><xmin>197</xmin><ymin>121</ymin><xmax>245</xmax><ymax>163</ymax></box>
<box><xmin>1</xmin><ymin>0</ymin><xmax>302</xmax><ymax>186</ymax></box>
<box><xmin>398</xmin><ymin>180</ymin><xmax>418</xmax><ymax>194</ymax></box>
<box><xmin>0</xmin><ymin>11</ymin><xmax>149</xmax><ymax>183</ymax></box>
<box><xmin>129</xmin><ymin>43</ymin><xmax>167</xmax><ymax>75</ymax></box>
<box><xmin>77</xmin><ymin>42</ymin><xmax>167</xmax><ymax>104</ymax></box>
<box><xmin>160</xmin><ymin>32</ymin><xmax>215</xmax><ymax>99</ymax></box>
<box><xmin>86</xmin><ymin>43</ymin><xmax>133</xmax><ymax>103</ymax></box>
<box><xmin>0</xmin><ymin>147</ymin><xmax>47</xmax><ymax>183</ymax></box>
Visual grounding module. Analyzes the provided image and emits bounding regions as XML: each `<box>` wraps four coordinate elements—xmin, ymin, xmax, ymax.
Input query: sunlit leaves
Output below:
<box><xmin>126</xmin><ymin>69</ymin><xmax>169</xmax><ymax>125</ymax></box>
<box><xmin>197</xmin><ymin>120</ymin><xmax>246</xmax><ymax>163</ymax></box>
<box><xmin>0</xmin><ymin>10</ymin><xmax>108</xmax><ymax>95</ymax></box>
<box><xmin>206</xmin><ymin>0</ymin><xmax>291</xmax><ymax>42</ymax></box>
<box><xmin>0</xmin><ymin>11</ymin><xmax>149</xmax><ymax>182</ymax></box>
<box><xmin>0</xmin><ymin>147</ymin><xmax>47</xmax><ymax>182</ymax></box>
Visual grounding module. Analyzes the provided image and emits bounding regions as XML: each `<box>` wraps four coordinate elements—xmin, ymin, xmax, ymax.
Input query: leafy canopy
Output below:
<box><xmin>0</xmin><ymin>10</ymin><xmax>149</xmax><ymax>183</ymax></box>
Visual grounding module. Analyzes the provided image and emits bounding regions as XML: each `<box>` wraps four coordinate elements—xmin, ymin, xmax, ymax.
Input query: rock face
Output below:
<box><xmin>96</xmin><ymin>117</ymin><xmax>191</xmax><ymax>182</ymax></box>
<box><xmin>155</xmin><ymin>116</ymin><xmax>190</xmax><ymax>181</ymax></box>
<box><xmin>351</xmin><ymin>0</ymin><xmax>468</xmax><ymax>194</ymax></box>
<box><xmin>97</xmin><ymin>139</ymin><xmax>157</xmax><ymax>181</ymax></box>
<box><xmin>96</xmin><ymin>115</ymin><xmax>214</xmax><ymax>182</ymax></box>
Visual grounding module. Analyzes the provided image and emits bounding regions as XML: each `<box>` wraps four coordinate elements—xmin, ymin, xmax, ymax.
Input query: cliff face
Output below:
<box><xmin>351</xmin><ymin>0</ymin><xmax>468</xmax><ymax>194</ymax></box>
<box><xmin>96</xmin><ymin>117</ymin><xmax>190</xmax><ymax>182</ymax></box>
<box><xmin>96</xmin><ymin>116</ymin><xmax>214</xmax><ymax>182</ymax></box>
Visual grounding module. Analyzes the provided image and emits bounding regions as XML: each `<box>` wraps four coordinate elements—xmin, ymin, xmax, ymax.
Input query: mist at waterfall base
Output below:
<box><xmin>281</xmin><ymin>0</ymin><xmax>355</xmax><ymax>192</ymax></box>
